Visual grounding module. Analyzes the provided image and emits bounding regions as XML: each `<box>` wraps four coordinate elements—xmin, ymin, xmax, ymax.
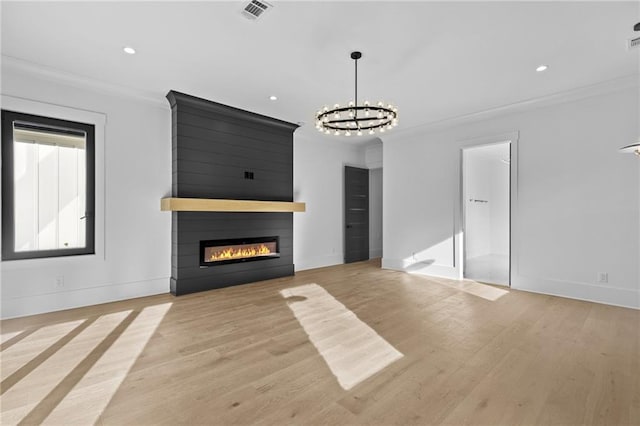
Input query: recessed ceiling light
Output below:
<box><xmin>123</xmin><ymin>46</ymin><xmax>136</xmax><ymax>55</ymax></box>
<box><xmin>536</xmin><ymin>64</ymin><xmax>548</xmax><ymax>72</ymax></box>
<box><xmin>269</xmin><ymin>95</ymin><xmax>278</xmax><ymax>101</ymax></box>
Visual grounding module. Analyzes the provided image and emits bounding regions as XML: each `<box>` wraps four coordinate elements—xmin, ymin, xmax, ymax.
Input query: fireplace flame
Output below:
<box><xmin>208</xmin><ymin>243</ymin><xmax>273</xmax><ymax>262</ymax></box>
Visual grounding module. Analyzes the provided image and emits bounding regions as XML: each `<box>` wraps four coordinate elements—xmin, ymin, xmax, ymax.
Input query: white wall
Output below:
<box><xmin>383</xmin><ymin>87</ymin><xmax>640</xmax><ymax>309</ymax></box>
<box><xmin>365</xmin><ymin>142</ymin><xmax>383</xmax><ymax>169</ymax></box>
<box><xmin>1</xmin><ymin>62</ymin><xmax>171</xmax><ymax>319</ymax></box>
<box><xmin>369</xmin><ymin>168</ymin><xmax>383</xmax><ymax>259</ymax></box>
<box><xmin>293</xmin><ymin>131</ymin><xmax>366</xmax><ymax>271</ymax></box>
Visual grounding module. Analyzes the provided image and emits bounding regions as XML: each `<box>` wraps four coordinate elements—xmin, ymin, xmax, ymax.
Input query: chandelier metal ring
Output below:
<box><xmin>315</xmin><ymin>51</ymin><xmax>399</xmax><ymax>136</ymax></box>
<box><xmin>317</xmin><ymin>106</ymin><xmax>397</xmax><ymax>131</ymax></box>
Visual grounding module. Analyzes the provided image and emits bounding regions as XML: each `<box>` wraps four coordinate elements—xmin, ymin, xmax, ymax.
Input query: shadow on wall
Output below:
<box><xmin>387</xmin><ymin>181</ymin><xmax>460</xmax><ymax>272</ymax></box>
<box><xmin>399</xmin><ymin>235</ymin><xmax>509</xmax><ymax>301</ymax></box>
<box><xmin>398</xmin><ymin>234</ymin><xmax>456</xmax><ymax>271</ymax></box>
<box><xmin>404</xmin><ymin>259</ymin><xmax>436</xmax><ymax>272</ymax></box>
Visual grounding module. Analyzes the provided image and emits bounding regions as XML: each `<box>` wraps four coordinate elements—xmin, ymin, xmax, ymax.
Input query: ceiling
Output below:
<box><xmin>2</xmin><ymin>1</ymin><xmax>639</xmax><ymax>142</ymax></box>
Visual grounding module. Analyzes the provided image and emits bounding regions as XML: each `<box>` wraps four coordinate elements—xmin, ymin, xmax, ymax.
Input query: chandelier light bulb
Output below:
<box><xmin>357</xmin><ymin>130</ymin><xmax>363</xmax><ymax>136</ymax></box>
<box><xmin>334</xmin><ymin>130</ymin><xmax>340</xmax><ymax>136</ymax></box>
<box><xmin>345</xmin><ymin>131</ymin><xmax>351</xmax><ymax>136</ymax></box>
<box><xmin>369</xmin><ymin>129</ymin><xmax>375</xmax><ymax>135</ymax></box>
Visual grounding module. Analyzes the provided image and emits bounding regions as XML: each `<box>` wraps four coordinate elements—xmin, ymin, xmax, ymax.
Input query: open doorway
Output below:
<box><xmin>462</xmin><ymin>142</ymin><xmax>510</xmax><ymax>286</ymax></box>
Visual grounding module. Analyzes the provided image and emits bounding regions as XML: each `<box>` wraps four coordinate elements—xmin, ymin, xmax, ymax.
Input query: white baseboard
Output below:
<box><xmin>382</xmin><ymin>256</ymin><xmax>639</xmax><ymax>310</ymax></box>
<box><xmin>295</xmin><ymin>254</ymin><xmax>344</xmax><ymax>272</ymax></box>
<box><xmin>0</xmin><ymin>277</ymin><xmax>170</xmax><ymax>319</ymax></box>
<box><xmin>512</xmin><ymin>276</ymin><xmax>640</xmax><ymax>310</ymax></box>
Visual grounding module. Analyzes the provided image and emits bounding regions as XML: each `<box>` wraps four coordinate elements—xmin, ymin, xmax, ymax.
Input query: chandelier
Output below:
<box><xmin>315</xmin><ymin>51</ymin><xmax>398</xmax><ymax>136</ymax></box>
<box><xmin>620</xmin><ymin>141</ymin><xmax>640</xmax><ymax>157</ymax></box>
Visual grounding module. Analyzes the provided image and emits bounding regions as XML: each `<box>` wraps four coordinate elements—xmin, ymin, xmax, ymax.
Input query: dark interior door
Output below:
<box><xmin>344</xmin><ymin>166</ymin><xmax>369</xmax><ymax>263</ymax></box>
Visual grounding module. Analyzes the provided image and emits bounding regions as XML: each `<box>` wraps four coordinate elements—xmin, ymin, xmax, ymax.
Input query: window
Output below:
<box><xmin>1</xmin><ymin>110</ymin><xmax>95</xmax><ymax>260</ymax></box>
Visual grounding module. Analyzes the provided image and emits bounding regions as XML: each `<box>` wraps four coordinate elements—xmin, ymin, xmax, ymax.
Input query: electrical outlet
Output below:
<box><xmin>597</xmin><ymin>272</ymin><xmax>608</xmax><ymax>284</ymax></box>
<box><xmin>55</xmin><ymin>276</ymin><xmax>64</xmax><ymax>288</ymax></box>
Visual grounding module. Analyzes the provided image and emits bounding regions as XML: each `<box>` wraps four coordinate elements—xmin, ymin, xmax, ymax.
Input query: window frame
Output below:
<box><xmin>1</xmin><ymin>109</ymin><xmax>96</xmax><ymax>260</ymax></box>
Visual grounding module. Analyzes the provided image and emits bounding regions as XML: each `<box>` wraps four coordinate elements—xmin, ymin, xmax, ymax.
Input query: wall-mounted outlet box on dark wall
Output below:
<box><xmin>166</xmin><ymin>91</ymin><xmax>299</xmax><ymax>295</ymax></box>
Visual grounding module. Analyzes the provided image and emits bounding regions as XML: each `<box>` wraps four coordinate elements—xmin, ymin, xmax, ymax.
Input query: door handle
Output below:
<box><xmin>346</xmin><ymin>225</ymin><xmax>353</xmax><ymax>229</ymax></box>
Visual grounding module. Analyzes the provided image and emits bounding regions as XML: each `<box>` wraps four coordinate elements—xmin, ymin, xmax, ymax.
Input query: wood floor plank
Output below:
<box><xmin>1</xmin><ymin>259</ymin><xmax>638</xmax><ymax>425</ymax></box>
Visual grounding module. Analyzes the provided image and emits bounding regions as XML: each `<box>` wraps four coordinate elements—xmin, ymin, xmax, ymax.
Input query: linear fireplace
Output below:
<box><xmin>167</xmin><ymin>91</ymin><xmax>298</xmax><ymax>295</ymax></box>
<box><xmin>200</xmin><ymin>236</ymin><xmax>280</xmax><ymax>267</ymax></box>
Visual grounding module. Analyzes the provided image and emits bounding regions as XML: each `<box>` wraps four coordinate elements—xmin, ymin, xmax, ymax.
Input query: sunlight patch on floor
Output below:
<box><xmin>281</xmin><ymin>283</ymin><xmax>403</xmax><ymax>391</ymax></box>
<box><xmin>1</xmin><ymin>330</ymin><xmax>25</xmax><ymax>344</ymax></box>
<box><xmin>42</xmin><ymin>302</ymin><xmax>172</xmax><ymax>425</ymax></box>
<box><xmin>1</xmin><ymin>320</ymin><xmax>84</xmax><ymax>380</ymax></box>
<box><xmin>0</xmin><ymin>311</ymin><xmax>131</xmax><ymax>425</ymax></box>
<box><xmin>436</xmin><ymin>278</ymin><xmax>509</xmax><ymax>301</ymax></box>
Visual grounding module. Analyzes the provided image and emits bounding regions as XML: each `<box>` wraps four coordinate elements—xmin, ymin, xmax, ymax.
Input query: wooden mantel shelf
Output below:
<box><xmin>161</xmin><ymin>197</ymin><xmax>306</xmax><ymax>213</ymax></box>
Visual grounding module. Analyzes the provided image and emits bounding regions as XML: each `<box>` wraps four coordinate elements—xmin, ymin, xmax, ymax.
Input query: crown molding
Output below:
<box><xmin>382</xmin><ymin>73</ymin><xmax>640</xmax><ymax>142</ymax></box>
<box><xmin>1</xmin><ymin>55</ymin><xmax>168</xmax><ymax>109</ymax></box>
<box><xmin>3</xmin><ymin>54</ymin><xmax>637</xmax><ymax>134</ymax></box>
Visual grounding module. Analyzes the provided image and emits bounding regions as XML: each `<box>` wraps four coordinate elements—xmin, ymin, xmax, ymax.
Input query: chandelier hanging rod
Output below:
<box><xmin>353</xmin><ymin>51</ymin><xmax>359</xmax><ymax>116</ymax></box>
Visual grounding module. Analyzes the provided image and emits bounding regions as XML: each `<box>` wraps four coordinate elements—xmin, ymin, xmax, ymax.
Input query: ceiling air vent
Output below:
<box><xmin>629</xmin><ymin>36</ymin><xmax>640</xmax><ymax>50</ymax></box>
<box><xmin>242</xmin><ymin>0</ymin><xmax>272</xmax><ymax>20</ymax></box>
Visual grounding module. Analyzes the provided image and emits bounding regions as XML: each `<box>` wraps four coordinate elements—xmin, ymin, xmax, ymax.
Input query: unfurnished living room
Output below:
<box><xmin>0</xmin><ymin>1</ymin><xmax>639</xmax><ymax>425</ymax></box>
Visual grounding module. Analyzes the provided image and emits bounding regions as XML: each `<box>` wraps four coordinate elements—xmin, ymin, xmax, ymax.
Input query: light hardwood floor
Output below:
<box><xmin>1</xmin><ymin>259</ymin><xmax>638</xmax><ymax>425</ymax></box>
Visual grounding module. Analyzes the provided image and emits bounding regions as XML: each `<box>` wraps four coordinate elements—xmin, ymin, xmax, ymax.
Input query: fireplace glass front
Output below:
<box><xmin>200</xmin><ymin>236</ymin><xmax>279</xmax><ymax>266</ymax></box>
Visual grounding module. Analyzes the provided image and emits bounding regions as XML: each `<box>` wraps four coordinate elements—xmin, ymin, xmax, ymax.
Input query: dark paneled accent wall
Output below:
<box><xmin>167</xmin><ymin>91</ymin><xmax>298</xmax><ymax>295</ymax></box>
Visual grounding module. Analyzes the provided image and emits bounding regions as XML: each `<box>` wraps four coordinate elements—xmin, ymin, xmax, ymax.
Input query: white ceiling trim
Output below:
<box><xmin>2</xmin><ymin>55</ymin><xmax>168</xmax><ymax>109</ymax></box>
<box><xmin>382</xmin><ymin>73</ymin><xmax>640</xmax><ymax>142</ymax></box>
